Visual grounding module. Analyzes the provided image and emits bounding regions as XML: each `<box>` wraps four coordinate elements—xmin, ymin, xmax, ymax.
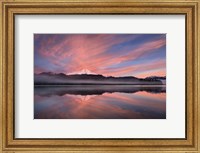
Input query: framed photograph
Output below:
<box><xmin>0</xmin><ymin>0</ymin><xmax>199</xmax><ymax>152</ymax></box>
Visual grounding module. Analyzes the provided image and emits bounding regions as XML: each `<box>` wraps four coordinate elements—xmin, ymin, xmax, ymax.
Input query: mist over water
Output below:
<box><xmin>34</xmin><ymin>85</ymin><xmax>166</xmax><ymax>119</ymax></box>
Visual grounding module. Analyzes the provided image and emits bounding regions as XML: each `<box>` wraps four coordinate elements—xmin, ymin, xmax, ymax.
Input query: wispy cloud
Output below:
<box><xmin>34</xmin><ymin>34</ymin><xmax>166</xmax><ymax>77</ymax></box>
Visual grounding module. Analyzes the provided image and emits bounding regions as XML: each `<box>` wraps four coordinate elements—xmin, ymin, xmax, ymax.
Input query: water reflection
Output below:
<box><xmin>34</xmin><ymin>85</ymin><xmax>166</xmax><ymax>119</ymax></box>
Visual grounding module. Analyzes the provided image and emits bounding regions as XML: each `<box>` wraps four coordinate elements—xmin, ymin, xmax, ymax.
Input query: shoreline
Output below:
<box><xmin>34</xmin><ymin>84</ymin><xmax>166</xmax><ymax>87</ymax></box>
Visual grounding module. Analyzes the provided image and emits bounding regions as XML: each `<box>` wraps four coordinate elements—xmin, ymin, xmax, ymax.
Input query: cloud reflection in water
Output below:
<box><xmin>34</xmin><ymin>85</ymin><xmax>166</xmax><ymax>119</ymax></box>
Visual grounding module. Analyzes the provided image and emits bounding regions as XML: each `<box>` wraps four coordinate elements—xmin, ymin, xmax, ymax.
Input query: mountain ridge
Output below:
<box><xmin>34</xmin><ymin>72</ymin><xmax>166</xmax><ymax>85</ymax></box>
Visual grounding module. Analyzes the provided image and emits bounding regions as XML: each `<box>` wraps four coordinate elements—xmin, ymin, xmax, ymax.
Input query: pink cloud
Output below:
<box><xmin>35</xmin><ymin>34</ymin><xmax>166</xmax><ymax>77</ymax></box>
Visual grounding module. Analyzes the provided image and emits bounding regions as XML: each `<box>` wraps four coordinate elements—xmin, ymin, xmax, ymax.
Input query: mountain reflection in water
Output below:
<box><xmin>34</xmin><ymin>85</ymin><xmax>166</xmax><ymax>119</ymax></box>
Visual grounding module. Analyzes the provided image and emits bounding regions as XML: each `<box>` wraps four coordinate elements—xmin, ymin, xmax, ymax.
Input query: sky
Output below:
<box><xmin>34</xmin><ymin>34</ymin><xmax>166</xmax><ymax>78</ymax></box>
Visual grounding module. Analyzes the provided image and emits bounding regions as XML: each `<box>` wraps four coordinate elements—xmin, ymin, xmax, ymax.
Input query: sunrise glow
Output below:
<box><xmin>34</xmin><ymin>34</ymin><xmax>166</xmax><ymax>78</ymax></box>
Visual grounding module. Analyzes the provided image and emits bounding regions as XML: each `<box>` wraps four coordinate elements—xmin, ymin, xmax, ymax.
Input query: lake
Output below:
<box><xmin>34</xmin><ymin>85</ymin><xmax>166</xmax><ymax>119</ymax></box>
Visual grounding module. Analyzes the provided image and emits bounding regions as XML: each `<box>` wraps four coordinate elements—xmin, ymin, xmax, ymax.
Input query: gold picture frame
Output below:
<box><xmin>0</xmin><ymin>0</ymin><xmax>200</xmax><ymax>152</ymax></box>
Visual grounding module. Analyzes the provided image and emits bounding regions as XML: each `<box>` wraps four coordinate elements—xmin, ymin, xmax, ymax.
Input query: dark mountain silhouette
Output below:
<box><xmin>34</xmin><ymin>72</ymin><xmax>165</xmax><ymax>85</ymax></box>
<box><xmin>144</xmin><ymin>76</ymin><xmax>166</xmax><ymax>84</ymax></box>
<box><xmin>145</xmin><ymin>76</ymin><xmax>166</xmax><ymax>80</ymax></box>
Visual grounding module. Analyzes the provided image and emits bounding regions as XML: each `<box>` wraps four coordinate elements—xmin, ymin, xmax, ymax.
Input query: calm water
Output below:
<box><xmin>34</xmin><ymin>85</ymin><xmax>166</xmax><ymax>119</ymax></box>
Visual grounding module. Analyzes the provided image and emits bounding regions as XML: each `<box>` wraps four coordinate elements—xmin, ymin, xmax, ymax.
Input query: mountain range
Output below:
<box><xmin>34</xmin><ymin>72</ymin><xmax>166</xmax><ymax>85</ymax></box>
